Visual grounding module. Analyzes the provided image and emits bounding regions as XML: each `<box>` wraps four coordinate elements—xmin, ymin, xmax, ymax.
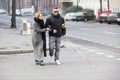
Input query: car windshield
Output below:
<box><xmin>75</xmin><ymin>12</ymin><xmax>84</xmax><ymax>16</ymax></box>
<box><xmin>100</xmin><ymin>13</ymin><xmax>108</xmax><ymax>16</ymax></box>
<box><xmin>108</xmin><ymin>13</ymin><xmax>117</xmax><ymax>17</ymax></box>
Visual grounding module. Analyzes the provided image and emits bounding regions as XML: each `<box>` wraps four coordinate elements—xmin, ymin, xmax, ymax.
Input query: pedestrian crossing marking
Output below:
<box><xmin>87</xmin><ymin>49</ymin><xmax>96</xmax><ymax>52</ymax></box>
<box><xmin>105</xmin><ymin>55</ymin><xmax>115</xmax><ymax>58</ymax></box>
<box><xmin>81</xmin><ymin>47</ymin><xmax>88</xmax><ymax>50</ymax></box>
<box><xmin>96</xmin><ymin>52</ymin><xmax>105</xmax><ymax>55</ymax></box>
<box><xmin>116</xmin><ymin>58</ymin><xmax>120</xmax><ymax>61</ymax></box>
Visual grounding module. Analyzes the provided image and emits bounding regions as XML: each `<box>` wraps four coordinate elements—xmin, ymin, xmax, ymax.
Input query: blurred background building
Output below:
<box><xmin>72</xmin><ymin>0</ymin><xmax>120</xmax><ymax>18</ymax></box>
<box><xmin>0</xmin><ymin>0</ymin><xmax>120</xmax><ymax>16</ymax></box>
<box><xmin>0</xmin><ymin>0</ymin><xmax>60</xmax><ymax>15</ymax></box>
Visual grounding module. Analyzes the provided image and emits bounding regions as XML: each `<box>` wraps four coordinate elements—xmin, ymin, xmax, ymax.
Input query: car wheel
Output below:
<box><xmin>108</xmin><ymin>22</ymin><xmax>111</xmax><ymax>24</ymax></box>
<box><xmin>100</xmin><ymin>21</ymin><xmax>103</xmax><ymax>24</ymax></box>
<box><xmin>118</xmin><ymin>23</ymin><xmax>120</xmax><ymax>25</ymax></box>
<box><xmin>84</xmin><ymin>18</ymin><xmax>88</xmax><ymax>22</ymax></box>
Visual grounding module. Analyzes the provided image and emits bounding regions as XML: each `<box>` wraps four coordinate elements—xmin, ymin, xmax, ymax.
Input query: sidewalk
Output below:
<box><xmin>0</xmin><ymin>23</ymin><xmax>65</xmax><ymax>54</ymax></box>
<box><xmin>0</xmin><ymin>24</ymin><xmax>33</xmax><ymax>54</ymax></box>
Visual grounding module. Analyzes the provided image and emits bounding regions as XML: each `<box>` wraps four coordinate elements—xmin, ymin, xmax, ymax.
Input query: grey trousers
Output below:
<box><xmin>49</xmin><ymin>36</ymin><xmax>61</xmax><ymax>60</ymax></box>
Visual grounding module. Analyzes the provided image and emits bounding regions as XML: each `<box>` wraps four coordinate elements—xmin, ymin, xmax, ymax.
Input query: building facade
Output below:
<box><xmin>59</xmin><ymin>0</ymin><xmax>73</xmax><ymax>13</ymax></box>
<box><xmin>72</xmin><ymin>0</ymin><xmax>120</xmax><ymax>17</ymax></box>
<box><xmin>16</xmin><ymin>0</ymin><xmax>60</xmax><ymax>15</ymax></box>
<box><xmin>1</xmin><ymin>0</ymin><xmax>60</xmax><ymax>15</ymax></box>
<box><xmin>110</xmin><ymin>0</ymin><xmax>120</xmax><ymax>12</ymax></box>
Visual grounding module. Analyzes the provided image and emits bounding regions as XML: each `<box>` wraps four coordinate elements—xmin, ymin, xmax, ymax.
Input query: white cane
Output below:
<box><xmin>65</xmin><ymin>38</ymin><xmax>94</xmax><ymax>67</ymax></box>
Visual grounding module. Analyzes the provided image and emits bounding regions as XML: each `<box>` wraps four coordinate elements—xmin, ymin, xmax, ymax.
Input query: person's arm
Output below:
<box><xmin>45</xmin><ymin>17</ymin><xmax>50</xmax><ymax>28</ymax></box>
<box><xmin>45</xmin><ymin>17</ymin><xmax>54</xmax><ymax>32</ymax></box>
<box><xmin>61</xmin><ymin>18</ymin><xmax>66</xmax><ymax>35</ymax></box>
<box><xmin>34</xmin><ymin>23</ymin><xmax>47</xmax><ymax>32</ymax></box>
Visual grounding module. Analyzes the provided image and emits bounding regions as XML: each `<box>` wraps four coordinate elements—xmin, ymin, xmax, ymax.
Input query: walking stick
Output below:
<box><xmin>65</xmin><ymin>38</ymin><xmax>95</xmax><ymax>67</ymax></box>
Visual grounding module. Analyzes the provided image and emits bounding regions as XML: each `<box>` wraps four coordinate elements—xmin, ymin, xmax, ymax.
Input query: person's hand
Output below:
<box><xmin>46</xmin><ymin>28</ymin><xmax>51</xmax><ymax>31</ymax></box>
<box><xmin>53</xmin><ymin>29</ymin><xmax>57</xmax><ymax>33</ymax></box>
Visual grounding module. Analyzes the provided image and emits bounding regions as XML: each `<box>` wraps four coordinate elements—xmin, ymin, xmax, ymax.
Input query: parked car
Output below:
<box><xmin>107</xmin><ymin>12</ymin><xmax>120</xmax><ymax>25</ymax></box>
<box><xmin>64</xmin><ymin>13</ymin><xmax>76</xmax><ymax>21</ymax></box>
<box><xmin>0</xmin><ymin>9</ymin><xmax>6</xmax><ymax>14</ymax></box>
<box><xmin>99</xmin><ymin>13</ymin><xmax>110</xmax><ymax>23</ymax></box>
<box><xmin>21</xmin><ymin>8</ymin><xmax>33</xmax><ymax>16</ymax></box>
<box><xmin>9</xmin><ymin>10</ymin><xmax>21</xmax><ymax>16</ymax></box>
<box><xmin>9</xmin><ymin>8</ymin><xmax>33</xmax><ymax>16</ymax></box>
<box><xmin>74</xmin><ymin>12</ymin><xmax>96</xmax><ymax>21</ymax></box>
<box><xmin>74</xmin><ymin>12</ymin><xmax>85</xmax><ymax>21</ymax></box>
<box><xmin>16</xmin><ymin>9</ymin><xmax>21</xmax><ymax>16</ymax></box>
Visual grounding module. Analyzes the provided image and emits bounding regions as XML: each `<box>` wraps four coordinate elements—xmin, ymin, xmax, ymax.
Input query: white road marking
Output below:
<box><xmin>80</xmin><ymin>28</ymin><xmax>92</xmax><ymax>30</ymax></box>
<box><xmin>96</xmin><ymin>52</ymin><xmax>105</xmax><ymax>55</ymax></box>
<box><xmin>74</xmin><ymin>44</ymin><xmax>82</xmax><ymax>47</ymax></box>
<box><xmin>101</xmin><ymin>31</ymin><xmax>118</xmax><ymax>35</ymax></box>
<box><xmin>87</xmin><ymin>49</ymin><xmax>96</xmax><ymax>52</ymax></box>
<box><xmin>0</xmin><ymin>55</ymin><xmax>9</xmax><ymax>58</ymax></box>
<box><xmin>115</xmin><ymin>58</ymin><xmax>120</xmax><ymax>61</ymax></box>
<box><xmin>81</xmin><ymin>47</ymin><xmax>88</xmax><ymax>50</ymax></box>
<box><xmin>105</xmin><ymin>55</ymin><xmax>115</xmax><ymax>58</ymax></box>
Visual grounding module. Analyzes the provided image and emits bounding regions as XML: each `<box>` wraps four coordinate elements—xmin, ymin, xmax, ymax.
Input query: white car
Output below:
<box><xmin>0</xmin><ymin>9</ymin><xmax>6</xmax><ymax>14</ymax></box>
<box><xmin>16</xmin><ymin>9</ymin><xmax>21</xmax><ymax>16</ymax></box>
<box><xmin>64</xmin><ymin>13</ymin><xmax>76</xmax><ymax>21</ymax></box>
<box><xmin>9</xmin><ymin>8</ymin><xmax>33</xmax><ymax>16</ymax></box>
<box><xmin>21</xmin><ymin>8</ymin><xmax>33</xmax><ymax>16</ymax></box>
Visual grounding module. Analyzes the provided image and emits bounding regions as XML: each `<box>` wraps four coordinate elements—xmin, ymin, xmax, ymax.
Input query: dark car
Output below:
<box><xmin>107</xmin><ymin>12</ymin><xmax>120</xmax><ymax>25</ymax></box>
<box><xmin>99</xmin><ymin>13</ymin><xmax>110</xmax><ymax>23</ymax></box>
<box><xmin>75</xmin><ymin>12</ymin><xmax>96</xmax><ymax>21</ymax></box>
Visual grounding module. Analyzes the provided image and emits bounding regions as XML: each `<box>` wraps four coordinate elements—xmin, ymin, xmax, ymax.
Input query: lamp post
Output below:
<box><xmin>19</xmin><ymin>0</ymin><xmax>21</xmax><ymax>16</ymax></box>
<box><xmin>31</xmin><ymin>0</ymin><xmax>35</xmax><ymax>14</ymax></box>
<box><xmin>107</xmin><ymin>0</ymin><xmax>110</xmax><ymax>11</ymax></box>
<box><xmin>7</xmin><ymin>0</ymin><xmax>10</xmax><ymax>15</ymax></box>
<box><xmin>77</xmin><ymin>0</ymin><xmax>79</xmax><ymax>8</ymax></box>
<box><xmin>99</xmin><ymin>0</ymin><xmax>102</xmax><ymax>14</ymax></box>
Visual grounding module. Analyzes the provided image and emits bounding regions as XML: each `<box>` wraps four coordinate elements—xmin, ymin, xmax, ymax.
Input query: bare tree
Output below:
<box><xmin>11</xmin><ymin>0</ymin><xmax>16</xmax><ymax>28</ymax></box>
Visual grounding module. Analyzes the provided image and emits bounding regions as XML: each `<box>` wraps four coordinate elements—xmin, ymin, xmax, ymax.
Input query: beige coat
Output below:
<box><xmin>32</xmin><ymin>22</ymin><xmax>47</xmax><ymax>61</ymax></box>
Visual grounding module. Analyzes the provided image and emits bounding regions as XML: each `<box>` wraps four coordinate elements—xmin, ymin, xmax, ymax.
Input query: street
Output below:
<box><xmin>0</xmin><ymin>43</ymin><xmax>120</xmax><ymax>80</ymax></box>
<box><xmin>0</xmin><ymin>14</ymin><xmax>120</xmax><ymax>80</ymax></box>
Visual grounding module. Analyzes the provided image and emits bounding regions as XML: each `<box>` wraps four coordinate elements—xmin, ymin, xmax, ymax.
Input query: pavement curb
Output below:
<box><xmin>0</xmin><ymin>49</ymin><xmax>33</xmax><ymax>55</ymax></box>
<box><xmin>0</xmin><ymin>47</ymin><xmax>66</xmax><ymax>55</ymax></box>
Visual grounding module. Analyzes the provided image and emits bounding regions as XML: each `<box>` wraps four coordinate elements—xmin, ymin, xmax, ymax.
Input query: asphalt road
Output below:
<box><xmin>66</xmin><ymin>21</ymin><xmax>120</xmax><ymax>49</ymax></box>
<box><xmin>0</xmin><ymin>42</ymin><xmax>120</xmax><ymax>80</ymax></box>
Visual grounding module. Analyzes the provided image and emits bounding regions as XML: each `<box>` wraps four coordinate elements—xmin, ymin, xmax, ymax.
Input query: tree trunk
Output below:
<box><xmin>99</xmin><ymin>0</ymin><xmax>102</xmax><ymax>14</ymax></box>
<box><xmin>8</xmin><ymin>0</ymin><xmax>10</xmax><ymax>15</ymax></box>
<box><xmin>11</xmin><ymin>0</ymin><xmax>16</xmax><ymax>28</ymax></box>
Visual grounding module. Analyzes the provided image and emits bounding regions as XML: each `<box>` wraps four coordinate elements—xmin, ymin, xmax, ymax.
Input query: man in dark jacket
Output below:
<box><xmin>45</xmin><ymin>7</ymin><xmax>66</xmax><ymax>65</ymax></box>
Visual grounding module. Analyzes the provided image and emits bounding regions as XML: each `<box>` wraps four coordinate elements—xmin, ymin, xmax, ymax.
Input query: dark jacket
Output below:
<box><xmin>45</xmin><ymin>13</ymin><xmax>66</xmax><ymax>37</ymax></box>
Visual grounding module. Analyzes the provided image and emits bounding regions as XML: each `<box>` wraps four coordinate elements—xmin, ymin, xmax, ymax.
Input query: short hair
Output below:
<box><xmin>53</xmin><ymin>6</ymin><xmax>59</xmax><ymax>9</ymax></box>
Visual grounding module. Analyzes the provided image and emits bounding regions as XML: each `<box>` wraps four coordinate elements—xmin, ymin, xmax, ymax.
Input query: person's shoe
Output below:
<box><xmin>49</xmin><ymin>57</ymin><xmax>54</xmax><ymax>63</ymax></box>
<box><xmin>40</xmin><ymin>60</ymin><xmax>44</xmax><ymax>66</ymax></box>
<box><xmin>35</xmin><ymin>59</ymin><xmax>40</xmax><ymax>65</ymax></box>
<box><xmin>55</xmin><ymin>60</ymin><xmax>61</xmax><ymax>65</ymax></box>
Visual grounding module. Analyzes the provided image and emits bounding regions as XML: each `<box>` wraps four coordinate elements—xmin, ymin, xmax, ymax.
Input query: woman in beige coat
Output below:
<box><xmin>32</xmin><ymin>12</ymin><xmax>50</xmax><ymax>66</ymax></box>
